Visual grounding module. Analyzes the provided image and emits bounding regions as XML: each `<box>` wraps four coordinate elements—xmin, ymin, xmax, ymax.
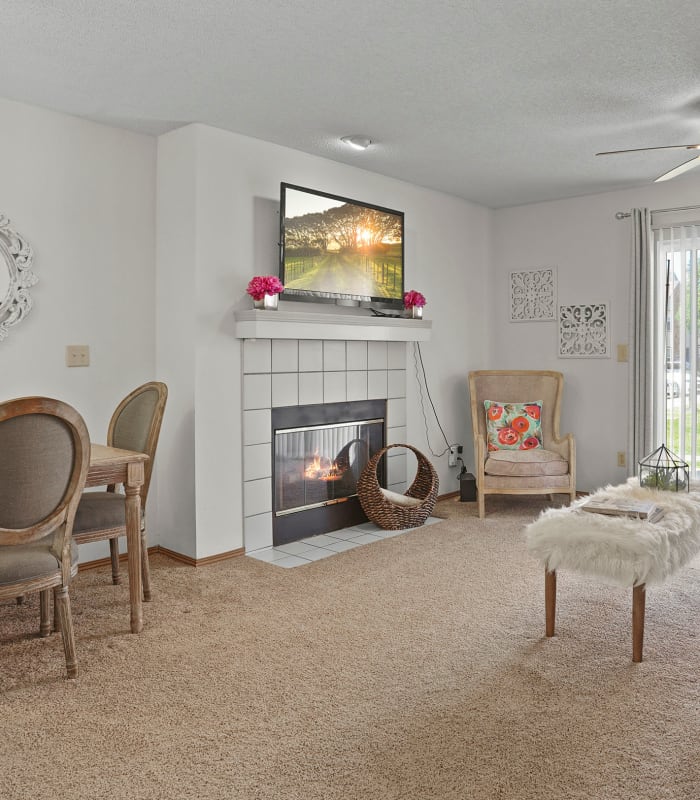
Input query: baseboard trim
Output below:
<box><xmin>78</xmin><ymin>544</ymin><xmax>245</xmax><ymax>571</ymax></box>
<box><xmin>438</xmin><ymin>491</ymin><xmax>460</xmax><ymax>501</ymax></box>
<box><xmin>156</xmin><ymin>546</ymin><xmax>245</xmax><ymax>567</ymax></box>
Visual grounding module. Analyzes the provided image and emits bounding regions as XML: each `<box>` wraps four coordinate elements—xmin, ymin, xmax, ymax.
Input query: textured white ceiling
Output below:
<box><xmin>2</xmin><ymin>0</ymin><xmax>700</xmax><ymax>208</ymax></box>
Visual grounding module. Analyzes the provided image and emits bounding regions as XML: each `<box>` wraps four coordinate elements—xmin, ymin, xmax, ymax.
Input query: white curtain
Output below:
<box><xmin>627</xmin><ymin>208</ymin><xmax>654</xmax><ymax>475</ymax></box>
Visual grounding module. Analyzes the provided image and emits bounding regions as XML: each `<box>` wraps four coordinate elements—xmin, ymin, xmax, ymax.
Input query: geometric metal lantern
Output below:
<box><xmin>639</xmin><ymin>444</ymin><xmax>689</xmax><ymax>492</ymax></box>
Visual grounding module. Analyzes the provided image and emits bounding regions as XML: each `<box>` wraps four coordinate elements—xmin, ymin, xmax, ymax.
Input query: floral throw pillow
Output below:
<box><xmin>484</xmin><ymin>400</ymin><xmax>543</xmax><ymax>451</ymax></box>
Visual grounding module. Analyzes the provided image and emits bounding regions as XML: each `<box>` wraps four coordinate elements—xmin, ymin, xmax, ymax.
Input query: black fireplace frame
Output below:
<box><xmin>271</xmin><ymin>399</ymin><xmax>386</xmax><ymax>546</ymax></box>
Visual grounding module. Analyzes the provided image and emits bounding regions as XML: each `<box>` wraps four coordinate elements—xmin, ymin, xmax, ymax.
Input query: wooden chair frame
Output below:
<box><xmin>0</xmin><ymin>397</ymin><xmax>90</xmax><ymax>678</ymax></box>
<box><xmin>468</xmin><ymin>370</ymin><xmax>576</xmax><ymax>518</ymax></box>
<box><xmin>73</xmin><ymin>381</ymin><xmax>167</xmax><ymax>600</ymax></box>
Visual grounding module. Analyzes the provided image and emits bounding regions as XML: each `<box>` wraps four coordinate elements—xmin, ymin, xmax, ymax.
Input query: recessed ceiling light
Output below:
<box><xmin>341</xmin><ymin>135</ymin><xmax>372</xmax><ymax>150</ymax></box>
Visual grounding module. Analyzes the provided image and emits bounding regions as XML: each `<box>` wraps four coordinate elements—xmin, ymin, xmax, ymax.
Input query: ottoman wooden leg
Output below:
<box><xmin>632</xmin><ymin>583</ymin><xmax>646</xmax><ymax>663</ymax></box>
<box><xmin>545</xmin><ymin>569</ymin><xmax>556</xmax><ymax>637</ymax></box>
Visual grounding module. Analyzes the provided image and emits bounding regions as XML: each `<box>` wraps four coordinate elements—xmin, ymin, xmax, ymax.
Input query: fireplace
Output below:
<box><xmin>272</xmin><ymin>399</ymin><xmax>386</xmax><ymax>545</ymax></box>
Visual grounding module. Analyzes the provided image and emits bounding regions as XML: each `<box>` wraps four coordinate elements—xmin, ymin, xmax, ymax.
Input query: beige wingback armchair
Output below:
<box><xmin>468</xmin><ymin>370</ymin><xmax>576</xmax><ymax>518</ymax></box>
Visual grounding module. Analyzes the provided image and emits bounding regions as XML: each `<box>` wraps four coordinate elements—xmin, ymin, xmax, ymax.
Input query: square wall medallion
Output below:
<box><xmin>558</xmin><ymin>303</ymin><xmax>610</xmax><ymax>358</ymax></box>
<box><xmin>510</xmin><ymin>268</ymin><xmax>557</xmax><ymax>322</ymax></box>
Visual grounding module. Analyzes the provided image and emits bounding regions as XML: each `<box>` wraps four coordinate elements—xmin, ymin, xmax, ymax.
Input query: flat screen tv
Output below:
<box><xmin>279</xmin><ymin>183</ymin><xmax>404</xmax><ymax>309</ymax></box>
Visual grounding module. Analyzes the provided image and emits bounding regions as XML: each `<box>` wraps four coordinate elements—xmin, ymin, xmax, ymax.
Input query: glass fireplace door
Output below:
<box><xmin>274</xmin><ymin>418</ymin><xmax>384</xmax><ymax>516</ymax></box>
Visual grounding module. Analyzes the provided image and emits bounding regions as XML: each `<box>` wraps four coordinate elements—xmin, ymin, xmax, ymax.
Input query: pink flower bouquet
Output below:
<box><xmin>403</xmin><ymin>290</ymin><xmax>426</xmax><ymax>309</ymax></box>
<box><xmin>246</xmin><ymin>275</ymin><xmax>284</xmax><ymax>301</ymax></box>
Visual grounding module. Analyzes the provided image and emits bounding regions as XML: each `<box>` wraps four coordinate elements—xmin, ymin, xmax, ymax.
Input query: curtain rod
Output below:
<box><xmin>615</xmin><ymin>204</ymin><xmax>700</xmax><ymax>219</ymax></box>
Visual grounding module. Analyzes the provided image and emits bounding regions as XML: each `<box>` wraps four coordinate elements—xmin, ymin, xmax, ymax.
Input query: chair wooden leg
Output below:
<box><xmin>39</xmin><ymin>589</ymin><xmax>52</xmax><ymax>637</ymax></box>
<box><xmin>545</xmin><ymin>569</ymin><xmax>556</xmax><ymax>637</ymax></box>
<box><xmin>53</xmin><ymin>587</ymin><xmax>61</xmax><ymax>632</ymax></box>
<box><xmin>477</xmin><ymin>492</ymin><xmax>485</xmax><ymax>518</ymax></box>
<box><xmin>141</xmin><ymin>527</ymin><xmax>152</xmax><ymax>602</ymax></box>
<box><xmin>109</xmin><ymin>538</ymin><xmax>122</xmax><ymax>585</ymax></box>
<box><xmin>632</xmin><ymin>583</ymin><xmax>646</xmax><ymax>663</ymax></box>
<box><xmin>54</xmin><ymin>586</ymin><xmax>78</xmax><ymax>679</ymax></box>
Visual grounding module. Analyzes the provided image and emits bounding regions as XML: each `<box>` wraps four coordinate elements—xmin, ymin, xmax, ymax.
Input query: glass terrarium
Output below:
<box><xmin>639</xmin><ymin>444</ymin><xmax>689</xmax><ymax>492</ymax></box>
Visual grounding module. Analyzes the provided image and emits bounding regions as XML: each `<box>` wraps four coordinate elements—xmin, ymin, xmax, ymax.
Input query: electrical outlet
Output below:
<box><xmin>617</xmin><ymin>451</ymin><xmax>626</xmax><ymax>467</ymax></box>
<box><xmin>66</xmin><ymin>345</ymin><xmax>90</xmax><ymax>367</ymax></box>
<box><xmin>448</xmin><ymin>445</ymin><xmax>460</xmax><ymax>467</ymax></box>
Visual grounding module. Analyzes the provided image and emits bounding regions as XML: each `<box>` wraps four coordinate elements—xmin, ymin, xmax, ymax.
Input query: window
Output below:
<box><xmin>653</xmin><ymin>214</ymin><xmax>700</xmax><ymax>477</ymax></box>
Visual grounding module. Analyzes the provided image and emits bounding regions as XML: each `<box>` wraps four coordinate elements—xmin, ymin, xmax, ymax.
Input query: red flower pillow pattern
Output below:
<box><xmin>484</xmin><ymin>400</ymin><xmax>543</xmax><ymax>451</ymax></box>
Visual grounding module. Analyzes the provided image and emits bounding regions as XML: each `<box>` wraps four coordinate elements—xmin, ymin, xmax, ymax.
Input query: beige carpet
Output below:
<box><xmin>1</xmin><ymin>496</ymin><xmax>699</xmax><ymax>800</ymax></box>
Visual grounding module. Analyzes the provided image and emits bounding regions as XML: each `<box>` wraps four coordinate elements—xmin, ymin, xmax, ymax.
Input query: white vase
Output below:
<box><xmin>408</xmin><ymin>305</ymin><xmax>423</xmax><ymax>319</ymax></box>
<box><xmin>253</xmin><ymin>294</ymin><xmax>279</xmax><ymax>311</ymax></box>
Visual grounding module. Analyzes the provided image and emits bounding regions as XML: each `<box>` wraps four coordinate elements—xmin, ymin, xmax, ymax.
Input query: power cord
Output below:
<box><xmin>413</xmin><ymin>341</ymin><xmax>458</xmax><ymax>460</ymax></box>
<box><xmin>369</xmin><ymin>307</ymin><xmax>401</xmax><ymax>318</ymax></box>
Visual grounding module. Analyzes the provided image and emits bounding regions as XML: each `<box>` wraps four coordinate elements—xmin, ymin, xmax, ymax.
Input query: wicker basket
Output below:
<box><xmin>357</xmin><ymin>444</ymin><xmax>439</xmax><ymax>530</ymax></box>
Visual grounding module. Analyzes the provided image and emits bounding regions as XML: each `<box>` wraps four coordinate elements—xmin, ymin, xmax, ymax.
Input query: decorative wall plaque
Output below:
<box><xmin>510</xmin><ymin>268</ymin><xmax>556</xmax><ymax>322</ymax></box>
<box><xmin>558</xmin><ymin>303</ymin><xmax>610</xmax><ymax>358</ymax></box>
<box><xmin>0</xmin><ymin>215</ymin><xmax>37</xmax><ymax>341</ymax></box>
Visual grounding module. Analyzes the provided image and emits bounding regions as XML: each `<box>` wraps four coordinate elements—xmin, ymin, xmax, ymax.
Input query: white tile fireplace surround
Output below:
<box><xmin>241</xmin><ymin>338</ymin><xmax>411</xmax><ymax>552</ymax></box>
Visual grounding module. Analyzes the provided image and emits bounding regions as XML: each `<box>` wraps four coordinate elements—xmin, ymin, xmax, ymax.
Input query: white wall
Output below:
<box><xmin>154</xmin><ymin>127</ymin><xmax>198</xmax><ymax>559</ymax></box>
<box><xmin>492</xmin><ymin>173</ymin><xmax>700</xmax><ymax>491</ymax></box>
<box><xmin>0</xmin><ymin>97</ymin><xmax>157</xmax><ymax>562</ymax></box>
<box><xmin>156</xmin><ymin>124</ymin><xmax>491</xmax><ymax>558</ymax></box>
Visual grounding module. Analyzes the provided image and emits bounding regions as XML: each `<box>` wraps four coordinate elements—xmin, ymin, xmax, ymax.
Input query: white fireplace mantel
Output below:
<box><xmin>234</xmin><ymin>309</ymin><xmax>432</xmax><ymax>342</ymax></box>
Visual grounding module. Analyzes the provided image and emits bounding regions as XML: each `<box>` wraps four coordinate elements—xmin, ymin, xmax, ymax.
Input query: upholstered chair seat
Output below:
<box><xmin>0</xmin><ymin>536</ymin><xmax>79</xmax><ymax>585</ymax></box>
<box><xmin>484</xmin><ymin>449</ymin><xmax>569</xmax><ymax>478</ymax></box>
<box><xmin>73</xmin><ymin>492</ymin><xmax>139</xmax><ymax>533</ymax></box>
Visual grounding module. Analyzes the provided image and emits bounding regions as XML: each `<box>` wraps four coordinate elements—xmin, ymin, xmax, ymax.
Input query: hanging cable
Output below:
<box><xmin>413</xmin><ymin>342</ymin><xmax>452</xmax><ymax>457</ymax></box>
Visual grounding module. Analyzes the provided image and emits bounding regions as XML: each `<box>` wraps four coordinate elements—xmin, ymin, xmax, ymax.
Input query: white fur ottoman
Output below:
<box><xmin>525</xmin><ymin>482</ymin><xmax>700</xmax><ymax>661</ymax></box>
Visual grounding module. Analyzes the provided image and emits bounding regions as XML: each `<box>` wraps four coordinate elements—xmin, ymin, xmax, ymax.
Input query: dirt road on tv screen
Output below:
<box><xmin>286</xmin><ymin>252</ymin><xmax>402</xmax><ymax>299</ymax></box>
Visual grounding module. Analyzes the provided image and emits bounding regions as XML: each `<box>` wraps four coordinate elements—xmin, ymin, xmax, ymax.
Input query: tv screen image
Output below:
<box><xmin>280</xmin><ymin>183</ymin><xmax>404</xmax><ymax>308</ymax></box>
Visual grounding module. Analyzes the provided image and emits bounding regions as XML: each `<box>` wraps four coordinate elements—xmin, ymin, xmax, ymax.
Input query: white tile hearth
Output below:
<box><xmin>243</xmin><ymin>339</ymin><xmax>271</xmax><ymax>374</ymax></box>
<box><xmin>243</xmin><ymin>443</ymin><xmax>272</xmax><ymax>482</ymax></box>
<box><xmin>387</xmin><ymin>341</ymin><xmax>406</xmax><ymax>369</ymax></box>
<box><xmin>272</xmin><ymin>339</ymin><xmax>299</xmax><ymax>373</ymax></box>
<box><xmin>323</xmin><ymin>371</ymin><xmax>347</xmax><ymax>403</ymax></box>
<box><xmin>346</xmin><ymin>340</ymin><xmax>368</xmax><ymax>371</ymax></box>
<box><xmin>243</xmin><ymin>373</ymin><xmax>271</xmax><ymax>410</ymax></box>
<box><xmin>244</xmin><ymin>477</ymin><xmax>272</xmax><ymax>516</ymax></box>
<box><xmin>243</xmin><ymin>409</ymin><xmax>271</xmax><ymax>445</ymax></box>
<box><xmin>387</xmin><ymin>397</ymin><xmax>406</xmax><ymax>427</ymax></box>
<box><xmin>367</xmin><ymin>370</ymin><xmax>388</xmax><ymax>399</ymax></box>
<box><xmin>247</xmin><ymin>517</ymin><xmax>442</xmax><ymax>567</ymax></box>
<box><xmin>368</xmin><ymin>341</ymin><xmax>388</xmax><ymax>370</ymax></box>
<box><xmin>271</xmin><ymin>372</ymin><xmax>299</xmax><ymax>407</ymax></box>
<box><xmin>346</xmin><ymin>370</ymin><xmax>368</xmax><ymax>401</ymax></box>
<box><xmin>323</xmin><ymin>340</ymin><xmax>346</xmax><ymax>371</ymax></box>
<box><xmin>388</xmin><ymin>369</ymin><xmax>406</xmax><ymax>398</ymax></box>
<box><xmin>298</xmin><ymin>372</ymin><xmax>324</xmax><ymax>405</ymax></box>
<box><xmin>241</xmin><ymin>337</ymin><xmax>409</xmax><ymax>553</ymax></box>
<box><xmin>299</xmin><ymin>340</ymin><xmax>323</xmax><ymax>372</ymax></box>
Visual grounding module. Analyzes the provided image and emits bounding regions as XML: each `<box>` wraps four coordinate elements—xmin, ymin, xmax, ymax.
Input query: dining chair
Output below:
<box><xmin>72</xmin><ymin>381</ymin><xmax>167</xmax><ymax>601</ymax></box>
<box><xmin>0</xmin><ymin>396</ymin><xmax>91</xmax><ymax>678</ymax></box>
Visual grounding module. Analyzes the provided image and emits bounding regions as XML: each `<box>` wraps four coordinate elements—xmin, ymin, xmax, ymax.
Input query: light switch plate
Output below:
<box><xmin>617</xmin><ymin>344</ymin><xmax>629</xmax><ymax>363</ymax></box>
<box><xmin>66</xmin><ymin>345</ymin><xmax>90</xmax><ymax>367</ymax></box>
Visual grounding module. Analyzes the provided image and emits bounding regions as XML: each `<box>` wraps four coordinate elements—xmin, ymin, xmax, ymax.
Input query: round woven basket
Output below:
<box><xmin>357</xmin><ymin>444</ymin><xmax>439</xmax><ymax>530</ymax></box>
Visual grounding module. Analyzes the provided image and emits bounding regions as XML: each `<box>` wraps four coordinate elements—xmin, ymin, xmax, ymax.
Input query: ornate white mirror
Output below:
<box><xmin>0</xmin><ymin>215</ymin><xmax>37</xmax><ymax>341</ymax></box>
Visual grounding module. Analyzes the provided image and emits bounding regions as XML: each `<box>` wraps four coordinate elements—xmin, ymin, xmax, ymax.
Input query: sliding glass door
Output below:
<box><xmin>653</xmin><ymin>215</ymin><xmax>700</xmax><ymax>478</ymax></box>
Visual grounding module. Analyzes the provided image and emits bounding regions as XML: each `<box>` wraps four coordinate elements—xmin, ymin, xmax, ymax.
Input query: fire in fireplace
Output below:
<box><xmin>271</xmin><ymin>400</ymin><xmax>386</xmax><ymax>545</ymax></box>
